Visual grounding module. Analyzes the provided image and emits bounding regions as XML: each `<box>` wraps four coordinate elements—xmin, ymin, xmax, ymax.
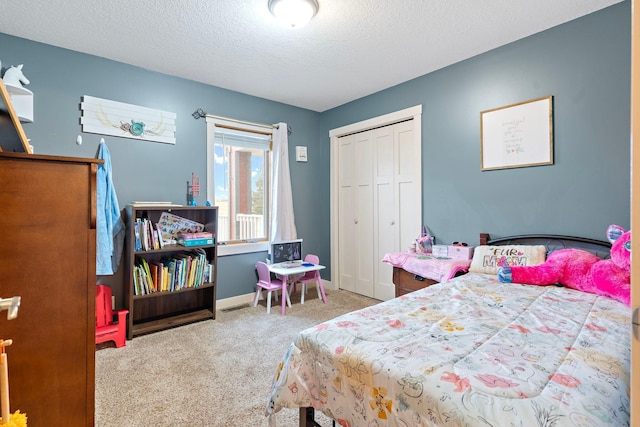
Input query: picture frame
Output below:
<box><xmin>0</xmin><ymin>79</ymin><xmax>32</xmax><ymax>153</ymax></box>
<box><xmin>480</xmin><ymin>96</ymin><xmax>553</xmax><ymax>171</ymax></box>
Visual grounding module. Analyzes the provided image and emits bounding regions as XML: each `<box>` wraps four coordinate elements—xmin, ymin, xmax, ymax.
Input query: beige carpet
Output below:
<box><xmin>95</xmin><ymin>288</ymin><xmax>377</xmax><ymax>427</ymax></box>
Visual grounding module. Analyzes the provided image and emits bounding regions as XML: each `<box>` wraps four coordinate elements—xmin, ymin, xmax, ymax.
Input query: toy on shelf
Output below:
<box><xmin>415</xmin><ymin>225</ymin><xmax>433</xmax><ymax>254</ymax></box>
<box><xmin>1</xmin><ymin>63</ymin><xmax>30</xmax><ymax>89</ymax></box>
<box><xmin>0</xmin><ymin>296</ymin><xmax>26</xmax><ymax>427</ymax></box>
<box><xmin>186</xmin><ymin>173</ymin><xmax>200</xmax><ymax>206</ymax></box>
<box><xmin>0</xmin><ymin>298</ymin><xmax>19</xmax><ymax>321</ymax></box>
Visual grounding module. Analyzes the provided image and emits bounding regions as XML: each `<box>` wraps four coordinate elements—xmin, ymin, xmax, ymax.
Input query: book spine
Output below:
<box><xmin>141</xmin><ymin>218</ymin><xmax>148</xmax><ymax>251</ymax></box>
<box><xmin>156</xmin><ymin>224</ymin><xmax>165</xmax><ymax>249</ymax></box>
<box><xmin>180</xmin><ymin>232</ymin><xmax>213</xmax><ymax>240</ymax></box>
<box><xmin>162</xmin><ymin>266</ymin><xmax>169</xmax><ymax>291</ymax></box>
<box><xmin>134</xmin><ymin>219</ymin><xmax>142</xmax><ymax>251</ymax></box>
<box><xmin>167</xmin><ymin>261</ymin><xmax>176</xmax><ymax>292</ymax></box>
<box><xmin>141</xmin><ymin>258</ymin><xmax>155</xmax><ymax>293</ymax></box>
<box><xmin>133</xmin><ymin>265</ymin><xmax>141</xmax><ymax>295</ymax></box>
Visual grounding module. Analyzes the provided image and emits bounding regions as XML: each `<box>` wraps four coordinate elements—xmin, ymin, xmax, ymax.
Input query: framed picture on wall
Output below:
<box><xmin>480</xmin><ymin>96</ymin><xmax>553</xmax><ymax>171</ymax></box>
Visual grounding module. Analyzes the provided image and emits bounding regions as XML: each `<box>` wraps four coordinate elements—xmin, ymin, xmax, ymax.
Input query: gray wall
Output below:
<box><xmin>0</xmin><ymin>1</ymin><xmax>631</xmax><ymax>304</ymax></box>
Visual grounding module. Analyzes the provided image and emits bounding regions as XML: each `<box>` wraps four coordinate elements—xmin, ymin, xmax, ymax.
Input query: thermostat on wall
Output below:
<box><xmin>296</xmin><ymin>146</ymin><xmax>308</xmax><ymax>162</ymax></box>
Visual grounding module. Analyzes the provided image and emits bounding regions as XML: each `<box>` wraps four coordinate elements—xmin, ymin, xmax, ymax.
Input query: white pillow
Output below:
<box><xmin>469</xmin><ymin>245</ymin><xmax>547</xmax><ymax>274</ymax></box>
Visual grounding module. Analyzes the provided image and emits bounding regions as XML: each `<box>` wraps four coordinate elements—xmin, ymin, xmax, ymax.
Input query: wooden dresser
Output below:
<box><xmin>393</xmin><ymin>267</ymin><xmax>438</xmax><ymax>297</ymax></box>
<box><xmin>0</xmin><ymin>152</ymin><xmax>100</xmax><ymax>427</ymax></box>
<box><xmin>393</xmin><ymin>267</ymin><xmax>468</xmax><ymax>297</ymax></box>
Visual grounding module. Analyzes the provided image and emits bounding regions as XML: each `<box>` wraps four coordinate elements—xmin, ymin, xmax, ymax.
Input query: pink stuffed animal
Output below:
<box><xmin>497</xmin><ymin>225</ymin><xmax>631</xmax><ymax>306</ymax></box>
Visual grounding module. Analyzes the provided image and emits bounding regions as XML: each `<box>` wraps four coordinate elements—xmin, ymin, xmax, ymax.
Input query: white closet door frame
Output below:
<box><xmin>329</xmin><ymin>105</ymin><xmax>422</xmax><ymax>294</ymax></box>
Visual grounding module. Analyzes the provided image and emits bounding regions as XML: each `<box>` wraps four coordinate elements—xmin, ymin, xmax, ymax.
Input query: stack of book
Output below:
<box><xmin>134</xmin><ymin>217</ymin><xmax>165</xmax><ymax>251</ymax></box>
<box><xmin>156</xmin><ymin>212</ymin><xmax>205</xmax><ymax>245</ymax></box>
<box><xmin>133</xmin><ymin>211</ymin><xmax>210</xmax><ymax>251</ymax></box>
<box><xmin>177</xmin><ymin>232</ymin><xmax>214</xmax><ymax>247</ymax></box>
<box><xmin>133</xmin><ymin>250</ymin><xmax>213</xmax><ymax>295</ymax></box>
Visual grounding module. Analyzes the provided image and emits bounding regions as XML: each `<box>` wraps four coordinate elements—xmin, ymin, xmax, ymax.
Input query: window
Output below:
<box><xmin>206</xmin><ymin>117</ymin><xmax>272</xmax><ymax>245</ymax></box>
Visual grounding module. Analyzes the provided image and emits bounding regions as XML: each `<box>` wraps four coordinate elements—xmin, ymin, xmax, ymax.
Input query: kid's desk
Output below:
<box><xmin>267</xmin><ymin>262</ymin><xmax>326</xmax><ymax>315</ymax></box>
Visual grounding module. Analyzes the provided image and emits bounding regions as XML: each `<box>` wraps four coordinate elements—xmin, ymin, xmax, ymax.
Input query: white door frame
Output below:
<box><xmin>329</xmin><ymin>105</ymin><xmax>423</xmax><ymax>294</ymax></box>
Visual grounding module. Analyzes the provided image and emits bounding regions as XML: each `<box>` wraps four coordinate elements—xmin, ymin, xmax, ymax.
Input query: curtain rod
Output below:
<box><xmin>192</xmin><ymin>108</ymin><xmax>291</xmax><ymax>134</ymax></box>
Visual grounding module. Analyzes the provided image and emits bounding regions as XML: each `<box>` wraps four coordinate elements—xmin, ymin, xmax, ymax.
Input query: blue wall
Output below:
<box><xmin>0</xmin><ymin>1</ymin><xmax>630</xmax><ymax>304</ymax></box>
<box><xmin>321</xmin><ymin>1</ymin><xmax>630</xmax><ymax>247</ymax></box>
<box><xmin>0</xmin><ymin>33</ymin><xmax>323</xmax><ymax>303</ymax></box>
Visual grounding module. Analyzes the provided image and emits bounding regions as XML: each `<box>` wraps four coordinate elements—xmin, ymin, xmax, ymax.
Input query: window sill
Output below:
<box><xmin>218</xmin><ymin>241</ymin><xmax>268</xmax><ymax>257</ymax></box>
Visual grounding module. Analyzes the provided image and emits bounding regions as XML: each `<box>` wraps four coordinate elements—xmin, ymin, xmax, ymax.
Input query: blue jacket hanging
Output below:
<box><xmin>96</xmin><ymin>139</ymin><xmax>125</xmax><ymax>275</ymax></box>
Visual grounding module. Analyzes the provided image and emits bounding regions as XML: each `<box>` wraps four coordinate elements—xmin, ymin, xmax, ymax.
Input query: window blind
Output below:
<box><xmin>214</xmin><ymin>127</ymin><xmax>271</xmax><ymax>150</ymax></box>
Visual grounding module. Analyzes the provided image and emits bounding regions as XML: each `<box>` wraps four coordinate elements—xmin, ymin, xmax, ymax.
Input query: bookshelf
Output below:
<box><xmin>124</xmin><ymin>205</ymin><xmax>218</xmax><ymax>339</ymax></box>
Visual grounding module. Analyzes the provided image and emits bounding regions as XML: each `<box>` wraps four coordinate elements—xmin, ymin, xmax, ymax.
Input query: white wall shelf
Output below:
<box><xmin>1</xmin><ymin>82</ymin><xmax>33</xmax><ymax>122</ymax></box>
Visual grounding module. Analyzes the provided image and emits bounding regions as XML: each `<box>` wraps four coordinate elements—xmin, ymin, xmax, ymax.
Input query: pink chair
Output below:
<box><xmin>295</xmin><ymin>254</ymin><xmax>327</xmax><ymax>304</ymax></box>
<box><xmin>253</xmin><ymin>262</ymin><xmax>291</xmax><ymax>314</ymax></box>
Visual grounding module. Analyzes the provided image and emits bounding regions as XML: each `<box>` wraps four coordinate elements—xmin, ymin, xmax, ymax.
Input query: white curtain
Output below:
<box><xmin>270</xmin><ymin>122</ymin><xmax>297</xmax><ymax>242</ymax></box>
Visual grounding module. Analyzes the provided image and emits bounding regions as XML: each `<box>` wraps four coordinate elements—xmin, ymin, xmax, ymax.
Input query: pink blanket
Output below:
<box><xmin>382</xmin><ymin>251</ymin><xmax>471</xmax><ymax>282</ymax></box>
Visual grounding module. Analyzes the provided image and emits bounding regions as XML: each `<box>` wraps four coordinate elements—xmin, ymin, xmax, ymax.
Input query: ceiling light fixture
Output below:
<box><xmin>268</xmin><ymin>0</ymin><xmax>319</xmax><ymax>28</ymax></box>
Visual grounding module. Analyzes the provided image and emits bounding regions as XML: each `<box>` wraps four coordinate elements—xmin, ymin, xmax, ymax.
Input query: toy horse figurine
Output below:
<box><xmin>0</xmin><ymin>295</ymin><xmax>27</xmax><ymax>426</ymax></box>
<box><xmin>1</xmin><ymin>64</ymin><xmax>30</xmax><ymax>88</ymax></box>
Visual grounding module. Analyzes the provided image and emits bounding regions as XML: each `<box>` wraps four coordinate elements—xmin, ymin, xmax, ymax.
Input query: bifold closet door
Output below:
<box><xmin>338</xmin><ymin>131</ymin><xmax>374</xmax><ymax>298</ymax></box>
<box><xmin>337</xmin><ymin>120</ymin><xmax>419</xmax><ymax>300</ymax></box>
<box><xmin>373</xmin><ymin>120</ymin><xmax>420</xmax><ymax>300</ymax></box>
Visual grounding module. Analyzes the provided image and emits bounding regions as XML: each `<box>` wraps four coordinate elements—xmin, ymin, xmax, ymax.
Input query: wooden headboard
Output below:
<box><xmin>479</xmin><ymin>233</ymin><xmax>611</xmax><ymax>259</ymax></box>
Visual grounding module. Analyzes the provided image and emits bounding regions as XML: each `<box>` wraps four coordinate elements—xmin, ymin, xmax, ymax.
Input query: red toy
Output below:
<box><xmin>95</xmin><ymin>284</ymin><xmax>129</xmax><ymax>347</ymax></box>
<box><xmin>497</xmin><ymin>224</ymin><xmax>631</xmax><ymax>306</ymax></box>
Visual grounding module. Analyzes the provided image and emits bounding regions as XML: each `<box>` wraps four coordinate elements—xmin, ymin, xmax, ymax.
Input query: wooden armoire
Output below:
<box><xmin>0</xmin><ymin>152</ymin><xmax>100</xmax><ymax>426</ymax></box>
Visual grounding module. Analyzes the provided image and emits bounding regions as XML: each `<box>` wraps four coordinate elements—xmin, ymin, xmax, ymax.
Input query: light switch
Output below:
<box><xmin>296</xmin><ymin>146</ymin><xmax>308</xmax><ymax>162</ymax></box>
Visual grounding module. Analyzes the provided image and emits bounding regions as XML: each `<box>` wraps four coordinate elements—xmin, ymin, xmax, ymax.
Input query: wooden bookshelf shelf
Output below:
<box><xmin>130</xmin><ymin>309</ymin><xmax>215</xmax><ymax>337</ymax></box>
<box><xmin>133</xmin><ymin>243</ymin><xmax>216</xmax><ymax>255</ymax></box>
<box><xmin>124</xmin><ymin>205</ymin><xmax>218</xmax><ymax>339</ymax></box>
<box><xmin>132</xmin><ymin>282</ymin><xmax>215</xmax><ymax>300</ymax></box>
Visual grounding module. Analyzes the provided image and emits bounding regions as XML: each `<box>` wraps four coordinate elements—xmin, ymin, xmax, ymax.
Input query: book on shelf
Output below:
<box><xmin>156</xmin><ymin>224</ymin><xmax>165</xmax><ymax>248</ymax></box>
<box><xmin>179</xmin><ymin>232</ymin><xmax>213</xmax><ymax>240</ymax></box>
<box><xmin>149</xmin><ymin>262</ymin><xmax>159</xmax><ymax>292</ymax></box>
<box><xmin>166</xmin><ymin>260</ymin><xmax>177</xmax><ymax>292</ymax></box>
<box><xmin>133</xmin><ymin>250</ymin><xmax>210</xmax><ymax>296</ymax></box>
<box><xmin>135</xmin><ymin>215</ymin><xmax>189</xmax><ymax>251</ymax></box>
<box><xmin>134</xmin><ymin>219</ymin><xmax>142</xmax><ymax>251</ymax></box>
<box><xmin>152</xmin><ymin>261</ymin><xmax>164</xmax><ymax>292</ymax></box>
<box><xmin>156</xmin><ymin>212</ymin><xmax>205</xmax><ymax>245</ymax></box>
<box><xmin>134</xmin><ymin>263</ymin><xmax>150</xmax><ymax>295</ymax></box>
<box><xmin>145</xmin><ymin>219</ymin><xmax>155</xmax><ymax>250</ymax></box>
<box><xmin>162</xmin><ymin>265</ymin><xmax>169</xmax><ymax>291</ymax></box>
<box><xmin>141</xmin><ymin>258</ymin><xmax>156</xmax><ymax>292</ymax></box>
<box><xmin>177</xmin><ymin>237</ymin><xmax>214</xmax><ymax>247</ymax></box>
<box><xmin>204</xmin><ymin>263</ymin><xmax>213</xmax><ymax>283</ymax></box>
<box><xmin>135</xmin><ymin>217</ymin><xmax>157</xmax><ymax>251</ymax></box>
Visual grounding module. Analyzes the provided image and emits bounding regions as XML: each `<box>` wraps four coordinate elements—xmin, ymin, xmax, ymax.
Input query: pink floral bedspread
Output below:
<box><xmin>382</xmin><ymin>251</ymin><xmax>471</xmax><ymax>281</ymax></box>
<box><xmin>267</xmin><ymin>273</ymin><xmax>630</xmax><ymax>426</ymax></box>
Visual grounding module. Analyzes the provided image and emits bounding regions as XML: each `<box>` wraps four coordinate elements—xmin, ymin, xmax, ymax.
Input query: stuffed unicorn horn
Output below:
<box><xmin>497</xmin><ymin>224</ymin><xmax>631</xmax><ymax>305</ymax></box>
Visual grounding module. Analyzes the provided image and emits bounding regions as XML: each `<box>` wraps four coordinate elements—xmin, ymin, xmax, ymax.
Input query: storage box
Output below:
<box><xmin>432</xmin><ymin>245</ymin><xmax>449</xmax><ymax>257</ymax></box>
<box><xmin>448</xmin><ymin>245</ymin><xmax>474</xmax><ymax>260</ymax></box>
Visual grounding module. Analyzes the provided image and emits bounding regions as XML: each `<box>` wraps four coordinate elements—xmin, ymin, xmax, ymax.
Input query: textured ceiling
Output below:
<box><xmin>0</xmin><ymin>0</ymin><xmax>623</xmax><ymax>112</ymax></box>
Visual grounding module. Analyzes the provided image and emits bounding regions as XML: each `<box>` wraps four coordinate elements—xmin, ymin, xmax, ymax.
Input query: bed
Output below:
<box><xmin>266</xmin><ymin>234</ymin><xmax>630</xmax><ymax>427</ymax></box>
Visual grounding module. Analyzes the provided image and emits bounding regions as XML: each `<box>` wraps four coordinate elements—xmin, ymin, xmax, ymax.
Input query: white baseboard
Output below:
<box><xmin>216</xmin><ymin>279</ymin><xmax>333</xmax><ymax>310</ymax></box>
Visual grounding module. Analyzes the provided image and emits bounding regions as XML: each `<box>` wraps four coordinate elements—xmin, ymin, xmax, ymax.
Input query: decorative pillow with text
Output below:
<box><xmin>469</xmin><ymin>245</ymin><xmax>547</xmax><ymax>275</ymax></box>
